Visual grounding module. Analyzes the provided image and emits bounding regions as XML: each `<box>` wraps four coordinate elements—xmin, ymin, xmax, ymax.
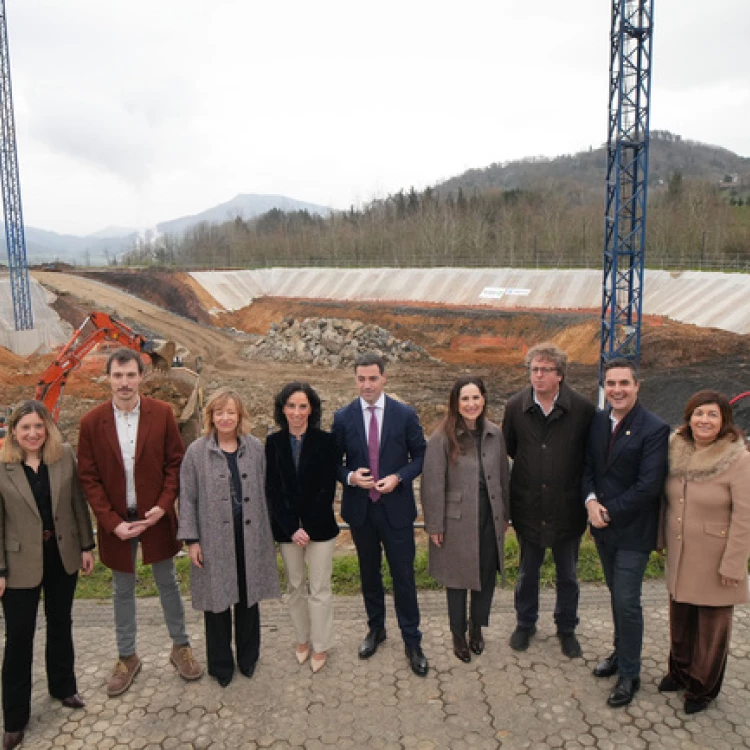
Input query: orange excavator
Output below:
<box><xmin>35</xmin><ymin>312</ymin><xmax>175</xmax><ymax>423</ymax></box>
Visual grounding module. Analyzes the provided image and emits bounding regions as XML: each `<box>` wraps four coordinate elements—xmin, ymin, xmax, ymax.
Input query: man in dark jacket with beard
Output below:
<box><xmin>502</xmin><ymin>343</ymin><xmax>595</xmax><ymax>658</ymax></box>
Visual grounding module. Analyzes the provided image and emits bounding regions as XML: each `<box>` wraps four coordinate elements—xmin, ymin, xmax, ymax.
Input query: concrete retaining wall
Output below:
<box><xmin>0</xmin><ymin>278</ymin><xmax>70</xmax><ymax>354</ymax></box>
<box><xmin>190</xmin><ymin>268</ymin><xmax>750</xmax><ymax>335</ymax></box>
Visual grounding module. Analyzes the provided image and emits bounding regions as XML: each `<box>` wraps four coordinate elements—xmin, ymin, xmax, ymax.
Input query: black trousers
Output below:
<box><xmin>514</xmin><ymin>534</ymin><xmax>581</xmax><ymax>633</ymax></box>
<box><xmin>203</xmin><ymin>527</ymin><xmax>260</xmax><ymax>682</ymax></box>
<box><xmin>1</xmin><ymin>541</ymin><xmax>78</xmax><ymax>732</ymax></box>
<box><xmin>350</xmin><ymin>502</ymin><xmax>421</xmax><ymax>648</ymax></box>
<box><xmin>446</xmin><ymin>515</ymin><xmax>499</xmax><ymax>635</ymax></box>
<box><xmin>204</xmin><ymin>603</ymin><xmax>260</xmax><ymax>682</ymax></box>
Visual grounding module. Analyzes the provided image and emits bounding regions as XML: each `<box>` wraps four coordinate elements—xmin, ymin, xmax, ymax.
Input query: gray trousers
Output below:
<box><xmin>112</xmin><ymin>539</ymin><xmax>189</xmax><ymax>657</ymax></box>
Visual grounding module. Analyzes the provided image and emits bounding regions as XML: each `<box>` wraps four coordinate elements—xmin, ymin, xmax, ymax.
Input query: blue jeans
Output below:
<box><xmin>514</xmin><ymin>534</ymin><xmax>581</xmax><ymax>633</ymax></box>
<box><xmin>595</xmin><ymin>540</ymin><xmax>650</xmax><ymax>678</ymax></box>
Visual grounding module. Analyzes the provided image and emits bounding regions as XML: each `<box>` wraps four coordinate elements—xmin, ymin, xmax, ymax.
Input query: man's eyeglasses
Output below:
<box><xmin>529</xmin><ymin>366</ymin><xmax>557</xmax><ymax>375</ymax></box>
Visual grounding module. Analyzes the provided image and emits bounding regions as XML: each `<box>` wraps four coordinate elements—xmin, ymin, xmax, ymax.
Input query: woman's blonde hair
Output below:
<box><xmin>1</xmin><ymin>400</ymin><xmax>63</xmax><ymax>464</ymax></box>
<box><xmin>202</xmin><ymin>387</ymin><xmax>251</xmax><ymax>437</ymax></box>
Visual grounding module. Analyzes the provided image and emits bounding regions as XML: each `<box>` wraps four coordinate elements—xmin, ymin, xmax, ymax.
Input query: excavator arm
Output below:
<box><xmin>35</xmin><ymin>312</ymin><xmax>173</xmax><ymax>422</ymax></box>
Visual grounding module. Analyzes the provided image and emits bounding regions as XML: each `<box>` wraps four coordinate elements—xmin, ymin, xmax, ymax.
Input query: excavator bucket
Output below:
<box><xmin>145</xmin><ymin>341</ymin><xmax>176</xmax><ymax>372</ymax></box>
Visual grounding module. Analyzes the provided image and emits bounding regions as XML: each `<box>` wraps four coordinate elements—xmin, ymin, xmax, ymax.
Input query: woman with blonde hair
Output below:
<box><xmin>178</xmin><ymin>388</ymin><xmax>280</xmax><ymax>687</ymax></box>
<box><xmin>0</xmin><ymin>401</ymin><xmax>95</xmax><ymax>750</ymax></box>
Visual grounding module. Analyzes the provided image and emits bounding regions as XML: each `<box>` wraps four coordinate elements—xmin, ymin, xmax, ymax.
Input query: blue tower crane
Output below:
<box><xmin>0</xmin><ymin>0</ymin><xmax>33</xmax><ymax>331</ymax></box>
<box><xmin>599</xmin><ymin>0</ymin><xmax>654</xmax><ymax>392</ymax></box>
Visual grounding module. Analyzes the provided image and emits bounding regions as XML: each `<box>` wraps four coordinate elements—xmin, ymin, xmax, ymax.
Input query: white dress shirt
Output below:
<box><xmin>113</xmin><ymin>398</ymin><xmax>140</xmax><ymax>511</ymax></box>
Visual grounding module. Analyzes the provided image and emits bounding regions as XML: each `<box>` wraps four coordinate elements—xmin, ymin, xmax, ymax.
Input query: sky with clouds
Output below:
<box><xmin>5</xmin><ymin>0</ymin><xmax>750</xmax><ymax>235</ymax></box>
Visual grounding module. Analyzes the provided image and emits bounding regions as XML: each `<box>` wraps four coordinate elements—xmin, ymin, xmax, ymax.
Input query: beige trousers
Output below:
<box><xmin>280</xmin><ymin>538</ymin><xmax>336</xmax><ymax>653</ymax></box>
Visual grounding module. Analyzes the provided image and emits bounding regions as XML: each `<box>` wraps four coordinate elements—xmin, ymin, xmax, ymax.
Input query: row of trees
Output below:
<box><xmin>120</xmin><ymin>176</ymin><xmax>750</xmax><ymax>270</ymax></box>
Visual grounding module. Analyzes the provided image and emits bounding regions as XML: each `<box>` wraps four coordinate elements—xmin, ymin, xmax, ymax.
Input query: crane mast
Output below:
<box><xmin>0</xmin><ymin>0</ymin><xmax>33</xmax><ymax>331</ymax></box>
<box><xmin>599</xmin><ymin>0</ymin><xmax>654</xmax><ymax>396</ymax></box>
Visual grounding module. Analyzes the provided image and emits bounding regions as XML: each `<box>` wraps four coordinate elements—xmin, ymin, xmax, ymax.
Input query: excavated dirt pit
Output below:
<box><xmin>2</xmin><ymin>271</ymin><xmax>750</xmax><ymax>442</ymax></box>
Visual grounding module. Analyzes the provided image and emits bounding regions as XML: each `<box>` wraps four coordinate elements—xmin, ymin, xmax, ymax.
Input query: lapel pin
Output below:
<box><xmin>625</xmin><ymin>431</ymin><xmax>631</xmax><ymax>436</ymax></box>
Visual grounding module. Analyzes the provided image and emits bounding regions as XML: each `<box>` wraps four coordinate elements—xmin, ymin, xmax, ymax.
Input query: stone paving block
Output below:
<box><xmin>4</xmin><ymin>582</ymin><xmax>750</xmax><ymax>747</ymax></box>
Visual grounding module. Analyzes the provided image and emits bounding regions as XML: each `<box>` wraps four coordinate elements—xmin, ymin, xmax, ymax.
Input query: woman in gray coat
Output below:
<box><xmin>178</xmin><ymin>388</ymin><xmax>280</xmax><ymax>687</ymax></box>
<box><xmin>422</xmin><ymin>376</ymin><xmax>509</xmax><ymax>663</ymax></box>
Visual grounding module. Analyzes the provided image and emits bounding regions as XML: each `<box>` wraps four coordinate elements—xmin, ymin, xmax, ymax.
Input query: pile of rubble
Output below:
<box><xmin>246</xmin><ymin>317</ymin><xmax>431</xmax><ymax>367</ymax></box>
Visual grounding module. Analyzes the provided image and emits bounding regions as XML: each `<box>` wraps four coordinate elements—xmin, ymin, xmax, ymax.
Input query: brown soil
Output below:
<box><xmin>0</xmin><ymin>271</ymin><xmax>748</xmax><ymax>446</ymax></box>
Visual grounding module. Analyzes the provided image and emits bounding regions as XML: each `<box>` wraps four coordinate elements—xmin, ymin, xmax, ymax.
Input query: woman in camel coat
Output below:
<box><xmin>661</xmin><ymin>390</ymin><xmax>750</xmax><ymax>715</ymax></box>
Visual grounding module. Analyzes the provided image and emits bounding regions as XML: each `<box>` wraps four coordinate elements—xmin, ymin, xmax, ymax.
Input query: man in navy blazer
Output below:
<box><xmin>332</xmin><ymin>353</ymin><xmax>429</xmax><ymax>676</ymax></box>
<box><xmin>583</xmin><ymin>359</ymin><xmax>669</xmax><ymax>708</ymax></box>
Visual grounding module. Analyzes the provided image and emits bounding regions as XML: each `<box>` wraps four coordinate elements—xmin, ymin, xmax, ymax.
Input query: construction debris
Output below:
<box><xmin>245</xmin><ymin>317</ymin><xmax>431</xmax><ymax>368</ymax></box>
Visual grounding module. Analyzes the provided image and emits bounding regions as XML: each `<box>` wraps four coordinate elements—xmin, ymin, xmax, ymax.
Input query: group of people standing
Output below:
<box><xmin>0</xmin><ymin>343</ymin><xmax>749</xmax><ymax>749</ymax></box>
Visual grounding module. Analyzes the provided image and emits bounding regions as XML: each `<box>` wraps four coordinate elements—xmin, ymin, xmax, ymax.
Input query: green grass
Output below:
<box><xmin>72</xmin><ymin>532</ymin><xmax>666</xmax><ymax>600</ymax></box>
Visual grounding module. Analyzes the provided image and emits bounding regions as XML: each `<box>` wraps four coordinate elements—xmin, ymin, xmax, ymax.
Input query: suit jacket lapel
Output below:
<box><xmin>281</xmin><ymin>432</ymin><xmax>301</xmax><ymax>487</ymax></box>
<box><xmin>352</xmin><ymin>400</ymin><xmax>368</xmax><ymax>459</ymax></box>
<box><xmin>5</xmin><ymin>463</ymin><xmax>41</xmax><ymax>518</ymax></box>
<box><xmin>48</xmin><ymin>458</ymin><xmax>62</xmax><ymax>516</ymax></box>
<box><xmin>296</xmin><ymin>430</ymin><xmax>315</xmax><ymax>481</ymax></box>
<box><xmin>606</xmin><ymin>405</ymin><xmax>643</xmax><ymax>468</ymax></box>
<box><xmin>135</xmin><ymin>399</ymin><xmax>152</xmax><ymax>464</ymax></box>
<box><xmin>101</xmin><ymin>407</ymin><xmax>126</xmax><ymax>474</ymax></box>
<box><xmin>379</xmin><ymin>397</ymin><xmax>392</xmax><ymax>460</ymax></box>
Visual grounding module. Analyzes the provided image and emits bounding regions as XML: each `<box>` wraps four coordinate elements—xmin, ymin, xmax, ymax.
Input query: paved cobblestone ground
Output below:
<box><xmin>4</xmin><ymin>581</ymin><xmax>750</xmax><ymax>748</ymax></box>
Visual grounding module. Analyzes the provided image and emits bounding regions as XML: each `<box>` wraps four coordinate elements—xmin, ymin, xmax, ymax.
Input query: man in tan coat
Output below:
<box><xmin>78</xmin><ymin>349</ymin><xmax>203</xmax><ymax>696</ymax></box>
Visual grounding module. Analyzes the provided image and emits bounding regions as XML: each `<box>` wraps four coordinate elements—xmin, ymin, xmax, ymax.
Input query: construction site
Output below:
<box><xmin>1</xmin><ymin>267</ymin><xmax>749</xmax><ymax>451</ymax></box>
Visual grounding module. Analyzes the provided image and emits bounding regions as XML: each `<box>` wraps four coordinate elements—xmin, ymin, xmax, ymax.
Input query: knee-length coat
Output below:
<box><xmin>422</xmin><ymin>420</ymin><xmax>510</xmax><ymax>590</ymax></box>
<box><xmin>178</xmin><ymin>433</ymin><xmax>280</xmax><ymax>612</ymax></box>
<box><xmin>665</xmin><ymin>433</ymin><xmax>750</xmax><ymax>606</ymax></box>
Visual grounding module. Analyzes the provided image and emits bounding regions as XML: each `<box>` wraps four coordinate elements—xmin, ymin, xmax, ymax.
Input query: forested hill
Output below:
<box><xmin>435</xmin><ymin>131</ymin><xmax>750</xmax><ymax>196</ymax></box>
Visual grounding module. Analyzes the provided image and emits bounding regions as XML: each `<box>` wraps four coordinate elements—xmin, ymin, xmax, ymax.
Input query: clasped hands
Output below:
<box><xmin>587</xmin><ymin>499</ymin><xmax>610</xmax><ymax>529</ymax></box>
<box><xmin>114</xmin><ymin>506</ymin><xmax>166</xmax><ymax>541</ymax></box>
<box><xmin>350</xmin><ymin>467</ymin><xmax>399</xmax><ymax>494</ymax></box>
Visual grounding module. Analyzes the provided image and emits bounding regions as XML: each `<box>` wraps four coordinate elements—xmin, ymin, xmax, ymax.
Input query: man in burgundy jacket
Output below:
<box><xmin>78</xmin><ymin>349</ymin><xmax>202</xmax><ymax>696</ymax></box>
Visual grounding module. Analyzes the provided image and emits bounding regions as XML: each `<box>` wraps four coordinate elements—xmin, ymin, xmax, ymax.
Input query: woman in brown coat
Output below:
<box><xmin>422</xmin><ymin>376</ymin><xmax>509</xmax><ymax>663</ymax></box>
<box><xmin>661</xmin><ymin>390</ymin><xmax>750</xmax><ymax>714</ymax></box>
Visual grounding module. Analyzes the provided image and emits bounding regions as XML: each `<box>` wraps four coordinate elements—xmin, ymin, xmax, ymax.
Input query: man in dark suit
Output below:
<box><xmin>583</xmin><ymin>359</ymin><xmax>669</xmax><ymax>707</ymax></box>
<box><xmin>332</xmin><ymin>353</ymin><xmax>429</xmax><ymax>676</ymax></box>
<box><xmin>78</xmin><ymin>349</ymin><xmax>203</xmax><ymax>697</ymax></box>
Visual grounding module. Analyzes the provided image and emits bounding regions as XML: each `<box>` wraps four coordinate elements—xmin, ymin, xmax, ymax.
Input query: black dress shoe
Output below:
<box><xmin>358</xmin><ymin>627</ymin><xmax>386</xmax><ymax>659</ymax></box>
<box><xmin>684</xmin><ymin>698</ymin><xmax>709</xmax><ymax>715</ymax></box>
<box><xmin>3</xmin><ymin>731</ymin><xmax>24</xmax><ymax>750</ymax></box>
<box><xmin>405</xmin><ymin>645</ymin><xmax>429</xmax><ymax>677</ymax></box>
<box><xmin>593</xmin><ymin>652</ymin><xmax>618</xmax><ymax>677</ymax></box>
<box><xmin>61</xmin><ymin>693</ymin><xmax>86</xmax><ymax>709</ymax></box>
<box><xmin>607</xmin><ymin>676</ymin><xmax>640</xmax><ymax>707</ymax></box>
<box><xmin>452</xmin><ymin>633</ymin><xmax>471</xmax><ymax>663</ymax></box>
<box><xmin>208</xmin><ymin>669</ymin><xmax>233</xmax><ymax>688</ymax></box>
<box><xmin>658</xmin><ymin>674</ymin><xmax>681</xmax><ymax>692</ymax></box>
<box><xmin>468</xmin><ymin>621</ymin><xmax>484</xmax><ymax>655</ymax></box>
<box><xmin>239</xmin><ymin>662</ymin><xmax>256</xmax><ymax>679</ymax></box>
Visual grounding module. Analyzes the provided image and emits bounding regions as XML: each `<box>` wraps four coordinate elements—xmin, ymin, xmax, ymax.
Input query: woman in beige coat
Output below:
<box><xmin>661</xmin><ymin>390</ymin><xmax>750</xmax><ymax>715</ymax></box>
<box><xmin>422</xmin><ymin>376</ymin><xmax>509</xmax><ymax>663</ymax></box>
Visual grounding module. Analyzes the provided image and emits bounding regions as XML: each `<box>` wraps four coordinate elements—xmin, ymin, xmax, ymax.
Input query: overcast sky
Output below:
<box><xmin>6</xmin><ymin>0</ymin><xmax>750</xmax><ymax>235</ymax></box>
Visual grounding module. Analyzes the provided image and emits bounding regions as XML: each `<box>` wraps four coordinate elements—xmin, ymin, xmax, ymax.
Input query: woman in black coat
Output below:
<box><xmin>265</xmin><ymin>383</ymin><xmax>339</xmax><ymax>673</ymax></box>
